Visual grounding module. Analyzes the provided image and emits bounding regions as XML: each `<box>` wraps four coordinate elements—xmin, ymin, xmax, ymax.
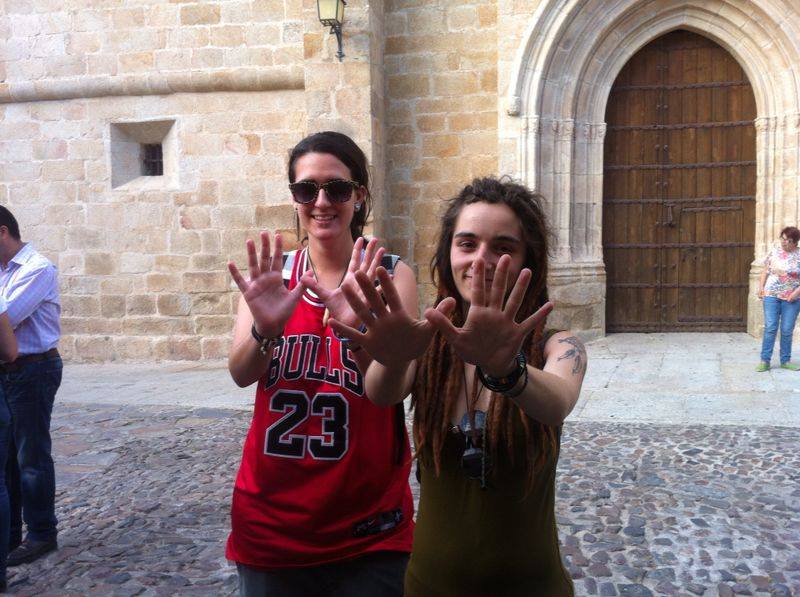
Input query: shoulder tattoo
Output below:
<box><xmin>556</xmin><ymin>336</ymin><xmax>587</xmax><ymax>376</ymax></box>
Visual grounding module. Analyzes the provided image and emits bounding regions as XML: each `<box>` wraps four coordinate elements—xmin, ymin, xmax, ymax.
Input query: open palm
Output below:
<box><xmin>228</xmin><ymin>232</ymin><xmax>304</xmax><ymax>338</ymax></box>
<box><xmin>425</xmin><ymin>255</ymin><xmax>553</xmax><ymax>376</ymax></box>
<box><xmin>329</xmin><ymin>268</ymin><xmax>442</xmax><ymax>368</ymax></box>
<box><xmin>301</xmin><ymin>237</ymin><xmax>385</xmax><ymax>329</ymax></box>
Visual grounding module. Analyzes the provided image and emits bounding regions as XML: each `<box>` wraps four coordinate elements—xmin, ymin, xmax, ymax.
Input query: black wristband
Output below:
<box><xmin>251</xmin><ymin>324</ymin><xmax>281</xmax><ymax>356</ymax></box>
<box><xmin>477</xmin><ymin>352</ymin><xmax>527</xmax><ymax>393</ymax></box>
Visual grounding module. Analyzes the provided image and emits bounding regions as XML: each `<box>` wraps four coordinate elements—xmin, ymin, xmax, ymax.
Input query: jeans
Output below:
<box><xmin>760</xmin><ymin>296</ymin><xmax>800</xmax><ymax>364</ymax></box>
<box><xmin>0</xmin><ymin>392</ymin><xmax>10</xmax><ymax>584</ymax></box>
<box><xmin>237</xmin><ymin>551</ymin><xmax>409</xmax><ymax>597</ymax></box>
<box><xmin>0</xmin><ymin>355</ymin><xmax>62</xmax><ymax>543</ymax></box>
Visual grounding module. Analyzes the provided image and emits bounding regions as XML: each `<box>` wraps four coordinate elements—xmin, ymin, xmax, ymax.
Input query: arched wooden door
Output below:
<box><xmin>603</xmin><ymin>30</ymin><xmax>756</xmax><ymax>332</ymax></box>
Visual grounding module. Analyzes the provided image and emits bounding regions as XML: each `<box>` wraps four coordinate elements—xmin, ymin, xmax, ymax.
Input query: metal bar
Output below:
<box><xmin>605</xmin><ymin>195</ymin><xmax>754</xmax><ymax>205</ymax></box>
<box><xmin>678</xmin><ymin>316</ymin><xmax>747</xmax><ymax>322</ymax></box>
<box><xmin>681</xmin><ymin>206</ymin><xmax>741</xmax><ymax>212</ymax></box>
<box><xmin>605</xmin><ymin>242</ymin><xmax>752</xmax><ymax>248</ymax></box>
<box><xmin>608</xmin><ymin>120</ymin><xmax>751</xmax><ymax>131</ymax></box>
<box><xmin>605</xmin><ymin>160</ymin><xmax>755</xmax><ymax>171</ymax></box>
<box><xmin>613</xmin><ymin>80</ymin><xmax>749</xmax><ymax>91</ymax></box>
<box><xmin>609</xmin><ymin>283</ymin><xmax>748</xmax><ymax>289</ymax></box>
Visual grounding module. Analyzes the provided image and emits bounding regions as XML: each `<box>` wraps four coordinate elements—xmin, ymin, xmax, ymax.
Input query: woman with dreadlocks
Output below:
<box><xmin>329</xmin><ymin>177</ymin><xmax>586</xmax><ymax>595</ymax></box>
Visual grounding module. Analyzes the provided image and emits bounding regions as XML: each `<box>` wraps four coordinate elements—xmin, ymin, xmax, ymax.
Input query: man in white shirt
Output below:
<box><xmin>0</xmin><ymin>206</ymin><xmax>61</xmax><ymax>567</ymax></box>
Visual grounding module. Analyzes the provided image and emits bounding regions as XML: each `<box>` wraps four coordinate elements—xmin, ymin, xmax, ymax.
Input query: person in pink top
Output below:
<box><xmin>756</xmin><ymin>226</ymin><xmax>800</xmax><ymax>371</ymax></box>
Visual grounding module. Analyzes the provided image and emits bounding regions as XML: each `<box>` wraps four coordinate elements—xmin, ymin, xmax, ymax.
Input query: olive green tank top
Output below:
<box><xmin>405</xmin><ymin>424</ymin><xmax>574</xmax><ymax>597</ymax></box>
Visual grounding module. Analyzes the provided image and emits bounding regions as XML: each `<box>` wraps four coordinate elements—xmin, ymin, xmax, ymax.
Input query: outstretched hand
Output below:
<box><xmin>424</xmin><ymin>255</ymin><xmax>553</xmax><ymax>377</ymax></box>
<box><xmin>301</xmin><ymin>237</ymin><xmax>386</xmax><ymax>329</ymax></box>
<box><xmin>228</xmin><ymin>232</ymin><xmax>304</xmax><ymax>338</ymax></box>
<box><xmin>329</xmin><ymin>267</ymin><xmax>446</xmax><ymax>368</ymax></box>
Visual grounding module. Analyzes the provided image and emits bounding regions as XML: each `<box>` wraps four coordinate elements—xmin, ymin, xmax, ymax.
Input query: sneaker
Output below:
<box><xmin>7</xmin><ymin>538</ymin><xmax>57</xmax><ymax>567</ymax></box>
<box><xmin>780</xmin><ymin>362</ymin><xmax>800</xmax><ymax>371</ymax></box>
<box><xmin>755</xmin><ymin>362</ymin><xmax>770</xmax><ymax>372</ymax></box>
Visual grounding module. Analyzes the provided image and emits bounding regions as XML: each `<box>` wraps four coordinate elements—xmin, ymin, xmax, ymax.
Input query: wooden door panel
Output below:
<box><xmin>604</xmin><ymin>30</ymin><xmax>755</xmax><ymax>332</ymax></box>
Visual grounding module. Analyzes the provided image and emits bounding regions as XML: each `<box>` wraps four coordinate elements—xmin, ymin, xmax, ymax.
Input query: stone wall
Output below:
<box><xmin>384</xmin><ymin>0</ymin><xmax>500</xmax><ymax>297</ymax></box>
<box><xmin>0</xmin><ymin>0</ymin><xmax>379</xmax><ymax>362</ymax></box>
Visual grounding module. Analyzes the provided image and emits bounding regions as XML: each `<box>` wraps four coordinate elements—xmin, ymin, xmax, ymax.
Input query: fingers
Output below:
<box><xmin>504</xmin><ymin>268</ymin><xmax>532</xmax><ymax>320</ymax></box>
<box><xmin>300</xmin><ymin>271</ymin><xmax>329</xmax><ymax>300</ymax></box>
<box><xmin>228</xmin><ymin>262</ymin><xmax>248</xmax><ymax>294</ymax></box>
<box><xmin>349</xmin><ymin>237</ymin><xmax>364</xmax><ymax>272</ymax></box>
<box><xmin>488</xmin><ymin>254</ymin><xmax>510</xmax><ymax>310</ymax></box>
<box><xmin>341</xmin><ymin>280</ymin><xmax>378</xmax><ymax>325</ymax></box>
<box><xmin>519</xmin><ymin>301</ymin><xmax>554</xmax><ymax>336</ymax></box>
<box><xmin>424</xmin><ymin>301</ymin><xmax>460</xmax><ymax>343</ymax></box>
<box><xmin>471</xmin><ymin>258</ymin><xmax>486</xmax><ymax>307</ymax></box>
<box><xmin>246</xmin><ymin>238</ymin><xmax>259</xmax><ymax>282</ymax></box>
<box><xmin>272</xmin><ymin>233</ymin><xmax>284</xmax><ymax>272</ymax></box>
<box><xmin>259</xmin><ymin>231</ymin><xmax>271</xmax><ymax>274</ymax></box>
<box><xmin>353</xmin><ymin>270</ymin><xmax>388</xmax><ymax>317</ymax></box>
<box><xmin>329</xmin><ymin>318</ymin><xmax>367</xmax><ymax>344</ymax></box>
<box><xmin>376</xmin><ymin>267</ymin><xmax>403</xmax><ymax>312</ymax></box>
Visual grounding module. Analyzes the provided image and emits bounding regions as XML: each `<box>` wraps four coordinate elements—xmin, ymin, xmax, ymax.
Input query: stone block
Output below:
<box><xmin>119</xmin><ymin>252</ymin><xmax>154</xmax><ymax>274</ymax></box>
<box><xmin>46</xmin><ymin>204</ymin><xmax>85</xmax><ymax>226</ymax></box>
<box><xmin>183</xmin><ymin>272</ymin><xmax>228</xmax><ymax>293</ymax></box>
<box><xmin>68</xmin><ymin>275</ymin><xmax>100</xmax><ymax>295</ymax></box>
<box><xmin>388</xmin><ymin>74</ymin><xmax>430</xmax><ymax>99</ymax></box>
<box><xmin>101</xmin><ymin>277</ymin><xmax>135</xmax><ymax>294</ymax></box>
<box><xmin>62</xmin><ymin>295</ymin><xmax>100</xmax><ymax>317</ymax></box>
<box><xmin>42</xmin><ymin>160</ymin><xmax>85</xmax><ymax>182</ymax></box>
<box><xmin>157</xmin><ymin>294</ymin><xmax>192</xmax><ymax>316</ymax></box>
<box><xmin>180</xmin><ymin>4</ymin><xmax>221</xmax><ymax>26</ymax></box>
<box><xmin>201</xmin><ymin>337</ymin><xmax>229</xmax><ymax>360</ymax></box>
<box><xmin>114</xmin><ymin>337</ymin><xmax>154</xmax><ymax>360</ymax></box>
<box><xmin>101</xmin><ymin>295</ymin><xmax>126</xmax><ymax>318</ymax></box>
<box><xmin>58</xmin><ymin>253</ymin><xmax>84</xmax><ymax>276</ymax></box>
<box><xmin>191</xmin><ymin>254</ymin><xmax>227</xmax><ymax>271</ymax></box>
<box><xmin>191</xmin><ymin>293</ymin><xmax>231</xmax><ymax>315</ymax></box>
<box><xmin>75</xmin><ymin>336</ymin><xmax>116</xmax><ymax>362</ymax></box>
<box><xmin>194</xmin><ymin>315</ymin><xmax>234</xmax><ymax>335</ymax></box>
<box><xmin>153</xmin><ymin>337</ymin><xmax>202</xmax><ymax>361</ymax></box>
<box><xmin>422</xmin><ymin>135</ymin><xmax>460</xmax><ymax>158</ymax></box>
<box><xmin>169</xmin><ymin>230</ymin><xmax>202</xmax><ymax>254</ymax></box>
<box><xmin>84</xmin><ymin>253</ymin><xmax>116</xmax><ymax>275</ymax></box>
<box><xmin>123</xmin><ymin>317</ymin><xmax>194</xmax><ymax>336</ymax></box>
<box><xmin>127</xmin><ymin>295</ymin><xmax>156</xmax><ymax>316</ymax></box>
<box><xmin>146</xmin><ymin>273</ymin><xmax>181</xmax><ymax>292</ymax></box>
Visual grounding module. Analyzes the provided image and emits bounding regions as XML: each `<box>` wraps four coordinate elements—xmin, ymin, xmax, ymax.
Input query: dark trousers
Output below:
<box><xmin>0</xmin><ymin>356</ymin><xmax>61</xmax><ymax>544</ymax></box>
<box><xmin>0</xmin><ymin>393</ymin><xmax>10</xmax><ymax>583</ymax></box>
<box><xmin>237</xmin><ymin>551</ymin><xmax>409</xmax><ymax>597</ymax></box>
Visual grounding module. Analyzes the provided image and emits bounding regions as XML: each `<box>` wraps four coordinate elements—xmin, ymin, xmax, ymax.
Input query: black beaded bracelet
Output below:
<box><xmin>251</xmin><ymin>324</ymin><xmax>281</xmax><ymax>356</ymax></box>
<box><xmin>477</xmin><ymin>352</ymin><xmax>527</xmax><ymax>394</ymax></box>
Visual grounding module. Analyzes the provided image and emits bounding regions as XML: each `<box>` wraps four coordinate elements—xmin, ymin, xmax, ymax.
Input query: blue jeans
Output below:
<box><xmin>237</xmin><ymin>551</ymin><xmax>409</xmax><ymax>597</ymax></box>
<box><xmin>0</xmin><ymin>356</ymin><xmax>62</xmax><ymax>543</ymax></box>
<box><xmin>760</xmin><ymin>296</ymin><xmax>800</xmax><ymax>364</ymax></box>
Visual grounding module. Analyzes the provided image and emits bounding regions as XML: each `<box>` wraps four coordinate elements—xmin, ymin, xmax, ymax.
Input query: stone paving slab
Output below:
<box><xmin>7</xmin><ymin>403</ymin><xmax>799</xmax><ymax>596</ymax></box>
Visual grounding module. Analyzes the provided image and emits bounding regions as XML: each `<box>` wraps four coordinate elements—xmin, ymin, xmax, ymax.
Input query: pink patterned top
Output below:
<box><xmin>763</xmin><ymin>246</ymin><xmax>800</xmax><ymax>300</ymax></box>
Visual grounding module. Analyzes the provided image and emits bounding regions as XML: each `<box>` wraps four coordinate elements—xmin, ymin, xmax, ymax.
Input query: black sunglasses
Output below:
<box><xmin>289</xmin><ymin>179</ymin><xmax>359</xmax><ymax>204</ymax></box>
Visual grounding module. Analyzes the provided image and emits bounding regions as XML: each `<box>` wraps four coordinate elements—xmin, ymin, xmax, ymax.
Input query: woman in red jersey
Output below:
<box><xmin>226</xmin><ymin>132</ymin><xmax>417</xmax><ymax>596</ymax></box>
<box><xmin>330</xmin><ymin>177</ymin><xmax>586</xmax><ymax>596</ymax></box>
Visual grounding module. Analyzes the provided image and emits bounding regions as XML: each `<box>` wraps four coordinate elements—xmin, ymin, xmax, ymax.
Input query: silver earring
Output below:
<box><xmin>355</xmin><ymin>203</ymin><xmax>362</xmax><ymax>212</ymax></box>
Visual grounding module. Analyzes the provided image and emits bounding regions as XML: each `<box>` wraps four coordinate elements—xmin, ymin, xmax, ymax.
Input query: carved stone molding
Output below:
<box><xmin>0</xmin><ymin>67</ymin><xmax>305</xmax><ymax>104</ymax></box>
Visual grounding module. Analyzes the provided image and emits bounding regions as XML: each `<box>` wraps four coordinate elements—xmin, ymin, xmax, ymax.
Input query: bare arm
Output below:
<box><xmin>227</xmin><ymin>295</ymin><xmax>271</xmax><ymax>387</ymax></box>
<box><xmin>758</xmin><ymin>268</ymin><xmax>768</xmax><ymax>298</ymax></box>
<box><xmin>226</xmin><ymin>232</ymin><xmax>304</xmax><ymax>388</ymax></box>
<box><xmin>0</xmin><ymin>312</ymin><xmax>18</xmax><ymax>363</ymax></box>
<box><xmin>504</xmin><ymin>332</ymin><xmax>587</xmax><ymax>426</ymax></box>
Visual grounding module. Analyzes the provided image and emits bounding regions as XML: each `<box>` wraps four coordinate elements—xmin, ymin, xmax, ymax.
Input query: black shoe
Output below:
<box><xmin>6</xmin><ymin>538</ymin><xmax>57</xmax><ymax>567</ymax></box>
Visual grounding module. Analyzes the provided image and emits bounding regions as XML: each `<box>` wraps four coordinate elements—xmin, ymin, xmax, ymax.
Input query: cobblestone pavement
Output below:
<box><xmin>7</xmin><ymin>403</ymin><xmax>799</xmax><ymax>596</ymax></box>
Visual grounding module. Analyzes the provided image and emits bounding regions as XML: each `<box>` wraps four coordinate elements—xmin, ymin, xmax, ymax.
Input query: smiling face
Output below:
<box><xmin>449</xmin><ymin>201</ymin><xmax>525</xmax><ymax>304</ymax></box>
<box><xmin>291</xmin><ymin>152</ymin><xmax>365</xmax><ymax>243</ymax></box>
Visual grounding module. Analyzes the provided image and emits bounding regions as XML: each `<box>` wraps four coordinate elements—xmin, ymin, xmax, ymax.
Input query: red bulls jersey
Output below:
<box><xmin>226</xmin><ymin>248</ymin><xmax>414</xmax><ymax>568</ymax></box>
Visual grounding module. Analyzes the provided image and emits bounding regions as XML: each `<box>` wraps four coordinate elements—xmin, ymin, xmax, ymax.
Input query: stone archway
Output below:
<box><xmin>500</xmin><ymin>0</ymin><xmax>800</xmax><ymax>339</ymax></box>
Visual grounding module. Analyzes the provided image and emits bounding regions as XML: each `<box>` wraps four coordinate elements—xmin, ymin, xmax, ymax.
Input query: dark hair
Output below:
<box><xmin>0</xmin><ymin>206</ymin><xmax>20</xmax><ymax>241</ymax></box>
<box><xmin>780</xmin><ymin>226</ymin><xmax>800</xmax><ymax>244</ymax></box>
<box><xmin>287</xmin><ymin>131</ymin><xmax>372</xmax><ymax>242</ymax></box>
<box><xmin>413</xmin><ymin>176</ymin><xmax>556</xmax><ymax>490</ymax></box>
